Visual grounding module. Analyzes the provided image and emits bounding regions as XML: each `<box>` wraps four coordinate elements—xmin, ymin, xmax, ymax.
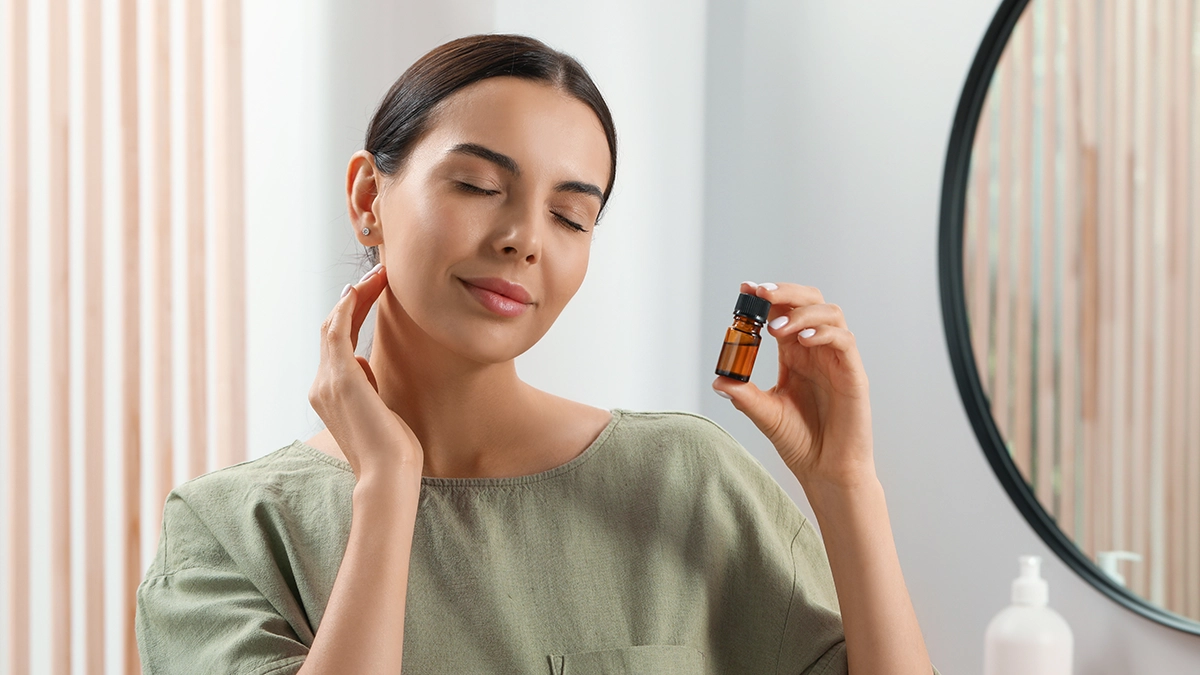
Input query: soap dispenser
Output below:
<box><xmin>1096</xmin><ymin>550</ymin><xmax>1142</xmax><ymax>588</ymax></box>
<box><xmin>983</xmin><ymin>555</ymin><xmax>1073</xmax><ymax>675</ymax></box>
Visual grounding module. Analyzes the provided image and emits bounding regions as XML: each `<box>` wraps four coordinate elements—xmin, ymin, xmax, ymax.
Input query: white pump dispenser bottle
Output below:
<box><xmin>983</xmin><ymin>555</ymin><xmax>1073</xmax><ymax>675</ymax></box>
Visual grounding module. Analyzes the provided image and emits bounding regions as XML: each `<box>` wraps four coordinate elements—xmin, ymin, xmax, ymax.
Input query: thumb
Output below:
<box><xmin>712</xmin><ymin>376</ymin><xmax>781</xmax><ymax>438</ymax></box>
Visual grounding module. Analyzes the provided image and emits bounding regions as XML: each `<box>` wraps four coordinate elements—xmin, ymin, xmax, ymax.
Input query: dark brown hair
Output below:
<box><xmin>360</xmin><ymin>34</ymin><xmax>618</xmax><ymax>268</ymax></box>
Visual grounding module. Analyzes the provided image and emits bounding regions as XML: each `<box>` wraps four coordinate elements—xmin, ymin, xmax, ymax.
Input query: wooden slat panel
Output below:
<box><xmin>1110</xmin><ymin>0</ymin><xmax>1134</xmax><ymax>561</ymax></box>
<box><xmin>48</xmin><ymin>0</ymin><xmax>73</xmax><ymax>670</ymax></box>
<box><xmin>964</xmin><ymin>134</ymin><xmax>977</xmax><ymax>364</ymax></box>
<box><xmin>1036</xmin><ymin>0</ymin><xmax>1059</xmax><ymax>510</ymax></box>
<box><xmin>1130</xmin><ymin>0</ymin><xmax>1153</xmax><ymax>598</ymax></box>
<box><xmin>152</xmin><ymin>0</ymin><xmax>175</xmax><ymax>543</ymax></box>
<box><xmin>3</xmin><ymin>0</ymin><xmax>253</xmax><ymax>663</ymax></box>
<box><xmin>934</xmin><ymin>0</ymin><xmax>1200</xmax><ymax>617</ymax></box>
<box><xmin>213</xmin><ymin>0</ymin><xmax>247</xmax><ymax>469</ymax></box>
<box><xmin>83</xmin><ymin>0</ymin><xmax>106</xmax><ymax>670</ymax></box>
<box><xmin>1166</xmin><ymin>0</ymin><xmax>1192</xmax><ymax>615</ymax></box>
<box><xmin>120</xmin><ymin>0</ymin><xmax>143</xmax><ymax>671</ymax></box>
<box><xmin>1094</xmin><ymin>0</ymin><xmax>1112</xmax><ymax>562</ymax></box>
<box><xmin>1059</xmin><ymin>0</ymin><xmax>1080</xmax><ymax>543</ymax></box>
<box><xmin>1147</xmin><ymin>0</ymin><xmax>1171</xmax><ymax>608</ymax></box>
<box><xmin>187</xmin><ymin>0</ymin><xmax>209</xmax><ymax>483</ymax></box>
<box><xmin>5</xmin><ymin>0</ymin><xmax>32</xmax><ymax>672</ymax></box>
<box><xmin>1079</xmin><ymin>0</ymin><xmax>1103</xmax><ymax>556</ymax></box>
<box><xmin>1186</xmin><ymin>0</ymin><xmax>1200</xmax><ymax>622</ymax></box>
<box><xmin>1095</xmin><ymin>0</ymin><xmax>1116</xmax><ymax>563</ymax></box>
<box><xmin>1014</xmin><ymin>11</ymin><xmax>1036</xmax><ymax>480</ymax></box>
<box><xmin>970</xmin><ymin>96</ymin><xmax>993</xmax><ymax>394</ymax></box>
<box><xmin>964</xmin><ymin>150</ymin><xmax>975</xmax><ymax>343</ymax></box>
<box><xmin>995</xmin><ymin>50</ymin><xmax>1015</xmax><ymax>444</ymax></box>
<box><xmin>1092</xmin><ymin>0</ymin><xmax>1111</xmax><ymax>562</ymax></box>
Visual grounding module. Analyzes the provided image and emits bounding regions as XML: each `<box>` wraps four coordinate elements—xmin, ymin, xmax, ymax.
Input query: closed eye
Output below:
<box><xmin>456</xmin><ymin>181</ymin><xmax>499</xmax><ymax>196</ymax></box>
<box><xmin>553</xmin><ymin>212</ymin><xmax>588</xmax><ymax>233</ymax></box>
<box><xmin>456</xmin><ymin>180</ymin><xmax>587</xmax><ymax>232</ymax></box>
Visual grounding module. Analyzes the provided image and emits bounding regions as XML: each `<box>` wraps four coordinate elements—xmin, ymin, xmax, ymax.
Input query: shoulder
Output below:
<box><xmin>610</xmin><ymin>409</ymin><xmax>785</xmax><ymax>487</ymax></box>
<box><xmin>607</xmin><ymin>408</ymin><xmax>807</xmax><ymax>537</ymax></box>
<box><xmin>609</xmin><ymin>408</ymin><xmax>752</xmax><ymax>465</ymax></box>
<box><xmin>149</xmin><ymin>442</ymin><xmax>354</xmax><ymax>577</ymax></box>
<box><xmin>169</xmin><ymin>441</ymin><xmax>354</xmax><ymax>526</ymax></box>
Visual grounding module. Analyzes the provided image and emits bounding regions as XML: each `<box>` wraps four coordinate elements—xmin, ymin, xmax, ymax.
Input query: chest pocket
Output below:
<box><xmin>547</xmin><ymin>645</ymin><xmax>705</xmax><ymax>675</ymax></box>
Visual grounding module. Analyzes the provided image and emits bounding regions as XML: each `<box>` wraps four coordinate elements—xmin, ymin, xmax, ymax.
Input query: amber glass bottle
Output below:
<box><xmin>715</xmin><ymin>292</ymin><xmax>772</xmax><ymax>382</ymax></box>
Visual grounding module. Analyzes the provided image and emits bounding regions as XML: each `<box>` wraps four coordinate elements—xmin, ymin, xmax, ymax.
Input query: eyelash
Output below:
<box><xmin>455</xmin><ymin>181</ymin><xmax>589</xmax><ymax>233</ymax></box>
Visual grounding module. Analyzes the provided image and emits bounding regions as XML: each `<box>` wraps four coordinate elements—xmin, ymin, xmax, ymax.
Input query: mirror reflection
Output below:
<box><xmin>962</xmin><ymin>0</ymin><xmax>1200</xmax><ymax>621</ymax></box>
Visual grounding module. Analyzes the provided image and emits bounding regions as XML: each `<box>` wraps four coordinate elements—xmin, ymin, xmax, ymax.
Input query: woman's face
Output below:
<box><xmin>351</xmin><ymin>76</ymin><xmax>611</xmax><ymax>365</ymax></box>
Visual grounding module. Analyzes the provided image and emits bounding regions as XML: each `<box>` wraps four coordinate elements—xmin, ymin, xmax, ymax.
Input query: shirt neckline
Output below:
<box><xmin>287</xmin><ymin>407</ymin><xmax>626</xmax><ymax>487</ymax></box>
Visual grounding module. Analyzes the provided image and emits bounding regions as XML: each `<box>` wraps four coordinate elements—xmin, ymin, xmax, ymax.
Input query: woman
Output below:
<box><xmin>136</xmin><ymin>34</ymin><xmax>936</xmax><ymax>674</ymax></box>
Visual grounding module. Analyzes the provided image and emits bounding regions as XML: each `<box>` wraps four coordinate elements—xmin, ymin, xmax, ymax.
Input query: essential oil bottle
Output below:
<box><xmin>715</xmin><ymin>292</ymin><xmax>772</xmax><ymax>382</ymax></box>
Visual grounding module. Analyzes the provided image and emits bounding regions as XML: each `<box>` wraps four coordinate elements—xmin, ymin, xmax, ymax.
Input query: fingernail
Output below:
<box><xmin>760</xmin><ymin>282</ymin><xmax>778</xmax><ymax>291</ymax></box>
<box><xmin>742</xmin><ymin>280</ymin><xmax>759</xmax><ymax>289</ymax></box>
<box><xmin>799</xmin><ymin>328</ymin><xmax>816</xmax><ymax>338</ymax></box>
<box><xmin>341</xmin><ymin>284</ymin><xmax>352</xmax><ymax>298</ymax></box>
<box><xmin>713</xmin><ymin>388</ymin><xmax>732</xmax><ymax>400</ymax></box>
<box><xmin>769</xmin><ymin>315</ymin><xmax>789</xmax><ymax>330</ymax></box>
<box><xmin>359</xmin><ymin>262</ymin><xmax>384</xmax><ymax>283</ymax></box>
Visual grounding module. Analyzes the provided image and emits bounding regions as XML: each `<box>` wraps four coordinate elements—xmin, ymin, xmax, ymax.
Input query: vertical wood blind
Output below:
<box><xmin>964</xmin><ymin>0</ymin><xmax>1199</xmax><ymax>619</ymax></box>
<box><xmin>2</xmin><ymin>0</ymin><xmax>248</xmax><ymax>672</ymax></box>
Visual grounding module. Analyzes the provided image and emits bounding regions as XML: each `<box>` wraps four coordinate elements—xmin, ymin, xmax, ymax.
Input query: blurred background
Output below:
<box><xmin>2</xmin><ymin>0</ymin><xmax>1199</xmax><ymax>673</ymax></box>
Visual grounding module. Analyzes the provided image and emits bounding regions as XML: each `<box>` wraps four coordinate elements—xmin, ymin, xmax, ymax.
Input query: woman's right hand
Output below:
<box><xmin>308</xmin><ymin>263</ymin><xmax>423</xmax><ymax>483</ymax></box>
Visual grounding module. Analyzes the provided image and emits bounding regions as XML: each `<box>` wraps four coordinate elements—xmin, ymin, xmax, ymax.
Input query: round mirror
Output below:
<box><xmin>940</xmin><ymin>0</ymin><xmax>1200</xmax><ymax>633</ymax></box>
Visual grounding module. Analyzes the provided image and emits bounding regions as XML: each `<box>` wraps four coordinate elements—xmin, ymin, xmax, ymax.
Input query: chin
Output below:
<box><xmin>437</xmin><ymin>322</ymin><xmax>544</xmax><ymax>366</ymax></box>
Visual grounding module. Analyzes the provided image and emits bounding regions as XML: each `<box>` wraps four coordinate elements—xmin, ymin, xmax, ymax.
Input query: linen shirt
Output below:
<box><xmin>136</xmin><ymin>408</ymin><xmax>879</xmax><ymax>674</ymax></box>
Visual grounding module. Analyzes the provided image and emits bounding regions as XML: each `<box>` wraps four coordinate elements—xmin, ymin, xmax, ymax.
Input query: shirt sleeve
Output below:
<box><xmin>775</xmin><ymin>518</ymin><xmax>848</xmax><ymax>675</ymax></box>
<box><xmin>777</xmin><ymin>519</ymin><xmax>942</xmax><ymax>675</ymax></box>
<box><xmin>135</xmin><ymin>490</ymin><xmax>310</xmax><ymax>675</ymax></box>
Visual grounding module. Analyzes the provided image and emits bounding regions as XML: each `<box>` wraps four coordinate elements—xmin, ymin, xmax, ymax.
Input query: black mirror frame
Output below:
<box><xmin>937</xmin><ymin>0</ymin><xmax>1200</xmax><ymax>636</ymax></box>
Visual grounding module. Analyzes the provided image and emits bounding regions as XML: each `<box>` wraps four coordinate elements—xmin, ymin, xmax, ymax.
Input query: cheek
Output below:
<box><xmin>544</xmin><ymin>245</ymin><xmax>590</xmax><ymax>308</ymax></box>
<box><xmin>384</xmin><ymin>186</ymin><xmax>476</xmax><ymax>251</ymax></box>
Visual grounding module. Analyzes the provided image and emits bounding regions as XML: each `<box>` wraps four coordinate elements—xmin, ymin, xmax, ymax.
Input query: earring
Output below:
<box><xmin>361</xmin><ymin>227</ymin><xmax>370</xmax><ymax>236</ymax></box>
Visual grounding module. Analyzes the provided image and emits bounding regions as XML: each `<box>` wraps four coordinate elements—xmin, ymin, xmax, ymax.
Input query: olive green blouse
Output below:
<box><xmin>135</xmin><ymin>408</ymin><xmax>881</xmax><ymax>674</ymax></box>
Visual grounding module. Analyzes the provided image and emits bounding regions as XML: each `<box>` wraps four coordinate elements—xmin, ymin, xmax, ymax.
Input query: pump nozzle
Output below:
<box><xmin>1096</xmin><ymin>550</ymin><xmax>1142</xmax><ymax>587</ymax></box>
<box><xmin>1012</xmin><ymin>555</ymin><xmax>1049</xmax><ymax>606</ymax></box>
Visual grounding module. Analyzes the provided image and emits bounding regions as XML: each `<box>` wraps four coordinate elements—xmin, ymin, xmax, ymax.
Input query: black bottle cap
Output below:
<box><xmin>733</xmin><ymin>292</ymin><xmax>771</xmax><ymax>324</ymax></box>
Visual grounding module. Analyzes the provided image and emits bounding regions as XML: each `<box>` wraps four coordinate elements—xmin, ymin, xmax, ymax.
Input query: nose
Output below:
<box><xmin>492</xmin><ymin>200</ymin><xmax>542</xmax><ymax>264</ymax></box>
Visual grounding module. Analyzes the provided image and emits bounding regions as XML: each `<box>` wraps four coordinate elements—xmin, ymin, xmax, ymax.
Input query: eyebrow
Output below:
<box><xmin>450</xmin><ymin>143</ymin><xmax>520</xmax><ymax>175</ymax></box>
<box><xmin>449</xmin><ymin>142</ymin><xmax>604</xmax><ymax>203</ymax></box>
<box><xmin>554</xmin><ymin>180</ymin><xmax>604</xmax><ymax>202</ymax></box>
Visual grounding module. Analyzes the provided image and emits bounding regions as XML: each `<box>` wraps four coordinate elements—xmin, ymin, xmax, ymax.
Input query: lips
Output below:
<box><xmin>459</xmin><ymin>277</ymin><xmax>532</xmax><ymax>304</ymax></box>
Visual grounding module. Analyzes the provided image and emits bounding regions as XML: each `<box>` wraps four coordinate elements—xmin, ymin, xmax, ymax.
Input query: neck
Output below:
<box><xmin>365</xmin><ymin>284</ymin><xmax>549</xmax><ymax>478</ymax></box>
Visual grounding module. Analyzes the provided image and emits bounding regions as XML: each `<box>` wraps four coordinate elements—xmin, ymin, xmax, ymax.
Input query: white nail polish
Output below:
<box><xmin>359</xmin><ymin>262</ymin><xmax>384</xmax><ymax>283</ymax></box>
<box><xmin>760</xmin><ymin>282</ymin><xmax>778</xmax><ymax>291</ymax></box>
<box><xmin>742</xmin><ymin>280</ymin><xmax>759</xmax><ymax>289</ymax></box>
<box><xmin>799</xmin><ymin>328</ymin><xmax>816</xmax><ymax>338</ymax></box>
<box><xmin>713</xmin><ymin>389</ymin><xmax>732</xmax><ymax>400</ymax></box>
<box><xmin>769</xmin><ymin>315</ymin><xmax>789</xmax><ymax>330</ymax></box>
<box><xmin>341</xmin><ymin>284</ymin><xmax>351</xmax><ymax>298</ymax></box>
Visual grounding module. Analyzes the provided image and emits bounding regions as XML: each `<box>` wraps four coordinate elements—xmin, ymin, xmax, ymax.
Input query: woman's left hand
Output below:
<box><xmin>712</xmin><ymin>281</ymin><xmax>876</xmax><ymax>492</ymax></box>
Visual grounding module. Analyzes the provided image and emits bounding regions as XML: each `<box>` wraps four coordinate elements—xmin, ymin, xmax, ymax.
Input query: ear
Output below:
<box><xmin>346</xmin><ymin>150</ymin><xmax>383</xmax><ymax>244</ymax></box>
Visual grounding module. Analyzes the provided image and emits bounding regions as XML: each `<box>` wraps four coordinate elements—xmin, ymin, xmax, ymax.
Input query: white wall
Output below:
<box><xmin>248</xmin><ymin>0</ymin><xmax>709</xmax><ymax>451</ymax></box>
<box><xmin>244</xmin><ymin>0</ymin><xmax>499</xmax><ymax>461</ymax></box>
<box><xmin>7</xmin><ymin>0</ymin><xmax>1198</xmax><ymax>671</ymax></box>
<box><xmin>698</xmin><ymin>0</ymin><xmax>1200</xmax><ymax>672</ymax></box>
<box><xmin>498</xmin><ymin>0</ymin><xmax>708</xmax><ymax>415</ymax></box>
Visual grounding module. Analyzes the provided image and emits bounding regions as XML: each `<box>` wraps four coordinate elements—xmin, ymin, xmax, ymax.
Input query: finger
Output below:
<box><xmin>766</xmin><ymin>303</ymin><xmax>848</xmax><ymax>338</ymax></box>
<box><xmin>711</xmin><ymin>375</ymin><xmax>784</xmax><ymax>439</ymax></box>
<box><xmin>751</xmin><ymin>282</ymin><xmax>825</xmax><ymax>321</ymax></box>
<box><xmin>325</xmin><ymin>282</ymin><xmax>359</xmax><ymax>372</ymax></box>
<box><xmin>349</xmin><ymin>263</ymin><xmax>387</xmax><ymax>351</ymax></box>
<box><xmin>795</xmin><ymin>324</ymin><xmax>857</xmax><ymax>353</ymax></box>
